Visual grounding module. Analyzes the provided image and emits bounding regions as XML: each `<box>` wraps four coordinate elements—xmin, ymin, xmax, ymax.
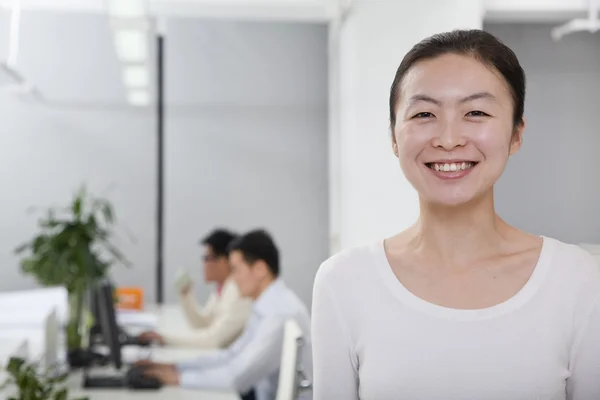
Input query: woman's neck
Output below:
<box><xmin>408</xmin><ymin>190</ymin><xmax>512</xmax><ymax>265</ymax></box>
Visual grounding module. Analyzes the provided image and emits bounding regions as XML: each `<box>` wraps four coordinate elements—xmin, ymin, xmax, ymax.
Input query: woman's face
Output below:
<box><xmin>392</xmin><ymin>53</ymin><xmax>524</xmax><ymax>207</ymax></box>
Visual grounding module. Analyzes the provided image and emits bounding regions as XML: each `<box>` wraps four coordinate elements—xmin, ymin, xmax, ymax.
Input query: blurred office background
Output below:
<box><xmin>0</xmin><ymin>0</ymin><xmax>598</xmax><ymax>306</ymax></box>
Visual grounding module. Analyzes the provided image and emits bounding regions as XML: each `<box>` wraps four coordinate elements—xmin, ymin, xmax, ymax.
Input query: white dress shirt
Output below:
<box><xmin>176</xmin><ymin>279</ymin><xmax>312</xmax><ymax>400</ymax></box>
<box><xmin>312</xmin><ymin>237</ymin><xmax>600</xmax><ymax>400</ymax></box>
<box><xmin>159</xmin><ymin>277</ymin><xmax>252</xmax><ymax>348</ymax></box>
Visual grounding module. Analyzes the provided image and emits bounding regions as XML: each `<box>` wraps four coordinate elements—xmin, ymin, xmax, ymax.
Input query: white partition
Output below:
<box><xmin>0</xmin><ymin>287</ymin><xmax>68</xmax><ymax>324</ymax></box>
<box><xmin>0</xmin><ymin>307</ymin><xmax>58</xmax><ymax>328</ymax></box>
<box><xmin>0</xmin><ymin>338</ymin><xmax>29</xmax><ymax>366</ymax></box>
<box><xmin>0</xmin><ymin>307</ymin><xmax>61</xmax><ymax>366</ymax></box>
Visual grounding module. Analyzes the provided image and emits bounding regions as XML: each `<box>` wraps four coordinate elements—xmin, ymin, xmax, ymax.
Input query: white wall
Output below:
<box><xmin>0</xmin><ymin>97</ymin><xmax>157</xmax><ymax>297</ymax></box>
<box><xmin>163</xmin><ymin>20</ymin><xmax>329</xmax><ymax>307</ymax></box>
<box><xmin>0</xmin><ymin>12</ymin><xmax>329</xmax><ymax>307</ymax></box>
<box><xmin>487</xmin><ymin>22</ymin><xmax>600</xmax><ymax>245</ymax></box>
<box><xmin>330</xmin><ymin>0</ymin><xmax>485</xmax><ymax>250</ymax></box>
<box><xmin>1</xmin><ymin>0</ymin><xmax>589</xmax><ymax>21</ymax></box>
<box><xmin>0</xmin><ymin>11</ymin><xmax>156</xmax><ymax>297</ymax></box>
<box><xmin>485</xmin><ymin>0</ymin><xmax>588</xmax><ymax>14</ymax></box>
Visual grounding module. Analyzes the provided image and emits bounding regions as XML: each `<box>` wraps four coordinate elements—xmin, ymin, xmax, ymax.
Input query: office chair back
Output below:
<box><xmin>276</xmin><ymin>319</ymin><xmax>312</xmax><ymax>400</ymax></box>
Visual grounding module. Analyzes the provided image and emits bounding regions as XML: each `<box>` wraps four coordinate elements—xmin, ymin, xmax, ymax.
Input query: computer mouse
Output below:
<box><xmin>126</xmin><ymin>365</ymin><xmax>163</xmax><ymax>390</ymax></box>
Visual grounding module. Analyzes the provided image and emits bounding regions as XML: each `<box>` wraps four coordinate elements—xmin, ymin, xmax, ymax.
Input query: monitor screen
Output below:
<box><xmin>95</xmin><ymin>279</ymin><xmax>122</xmax><ymax>370</ymax></box>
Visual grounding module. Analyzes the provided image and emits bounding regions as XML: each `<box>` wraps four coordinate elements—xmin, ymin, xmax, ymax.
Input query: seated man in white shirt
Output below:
<box><xmin>140</xmin><ymin>229</ymin><xmax>312</xmax><ymax>400</ymax></box>
<box><xmin>138</xmin><ymin>229</ymin><xmax>252</xmax><ymax>348</ymax></box>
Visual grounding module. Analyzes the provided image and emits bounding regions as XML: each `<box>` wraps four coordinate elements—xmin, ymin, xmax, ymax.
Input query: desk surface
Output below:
<box><xmin>82</xmin><ymin>345</ymin><xmax>241</xmax><ymax>399</ymax></box>
<box><xmin>0</xmin><ymin>304</ymin><xmax>241</xmax><ymax>400</ymax></box>
<box><xmin>69</xmin><ymin>374</ymin><xmax>239</xmax><ymax>400</ymax></box>
<box><xmin>71</xmin><ymin>389</ymin><xmax>238</xmax><ymax>400</ymax></box>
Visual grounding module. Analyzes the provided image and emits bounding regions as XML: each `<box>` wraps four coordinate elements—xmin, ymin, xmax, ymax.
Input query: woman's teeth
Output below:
<box><xmin>429</xmin><ymin>162</ymin><xmax>475</xmax><ymax>172</ymax></box>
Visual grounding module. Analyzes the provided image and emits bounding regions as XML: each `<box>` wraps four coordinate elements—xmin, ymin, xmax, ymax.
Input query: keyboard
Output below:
<box><xmin>83</xmin><ymin>365</ymin><xmax>163</xmax><ymax>390</ymax></box>
<box><xmin>90</xmin><ymin>325</ymin><xmax>150</xmax><ymax>347</ymax></box>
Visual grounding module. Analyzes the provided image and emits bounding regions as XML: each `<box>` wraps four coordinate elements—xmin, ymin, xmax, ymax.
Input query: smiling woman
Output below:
<box><xmin>312</xmin><ymin>29</ymin><xmax>600</xmax><ymax>400</ymax></box>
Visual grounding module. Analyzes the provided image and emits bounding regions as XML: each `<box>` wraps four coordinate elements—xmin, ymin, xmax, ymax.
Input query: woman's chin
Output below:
<box><xmin>420</xmin><ymin>190</ymin><xmax>487</xmax><ymax>208</ymax></box>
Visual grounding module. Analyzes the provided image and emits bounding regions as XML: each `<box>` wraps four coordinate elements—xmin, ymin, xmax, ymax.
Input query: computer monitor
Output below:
<box><xmin>90</xmin><ymin>283</ymin><xmax>143</xmax><ymax>348</ymax></box>
<box><xmin>95</xmin><ymin>279</ymin><xmax>123</xmax><ymax>370</ymax></box>
<box><xmin>84</xmin><ymin>280</ymin><xmax>162</xmax><ymax>390</ymax></box>
<box><xmin>90</xmin><ymin>286</ymin><xmax>101</xmax><ymax>327</ymax></box>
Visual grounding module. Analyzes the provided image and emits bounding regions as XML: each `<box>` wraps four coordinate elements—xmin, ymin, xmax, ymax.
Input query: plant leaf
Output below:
<box><xmin>6</xmin><ymin>357</ymin><xmax>25</xmax><ymax>376</ymax></box>
<box><xmin>101</xmin><ymin>202</ymin><xmax>114</xmax><ymax>224</ymax></box>
<box><xmin>53</xmin><ymin>387</ymin><xmax>68</xmax><ymax>400</ymax></box>
<box><xmin>13</xmin><ymin>242</ymin><xmax>30</xmax><ymax>254</ymax></box>
<box><xmin>16</xmin><ymin>185</ymin><xmax>132</xmax><ymax>302</ymax></box>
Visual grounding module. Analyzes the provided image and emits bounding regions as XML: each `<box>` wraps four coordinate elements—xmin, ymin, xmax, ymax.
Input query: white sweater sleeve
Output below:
<box><xmin>567</xmin><ymin>296</ymin><xmax>600</xmax><ymax>400</ymax></box>
<box><xmin>311</xmin><ymin>267</ymin><xmax>359</xmax><ymax>400</ymax></box>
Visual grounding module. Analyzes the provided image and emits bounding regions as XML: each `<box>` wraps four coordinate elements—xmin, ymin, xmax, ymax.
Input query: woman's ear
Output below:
<box><xmin>509</xmin><ymin>119</ymin><xmax>525</xmax><ymax>156</ymax></box>
<box><xmin>392</xmin><ymin>138</ymin><xmax>399</xmax><ymax>158</ymax></box>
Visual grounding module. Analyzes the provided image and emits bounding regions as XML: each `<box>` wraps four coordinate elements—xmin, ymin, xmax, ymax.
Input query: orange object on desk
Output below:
<box><xmin>115</xmin><ymin>287</ymin><xmax>144</xmax><ymax>310</ymax></box>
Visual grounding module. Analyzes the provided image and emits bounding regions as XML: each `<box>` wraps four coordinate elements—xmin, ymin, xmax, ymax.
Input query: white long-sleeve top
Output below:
<box><xmin>311</xmin><ymin>236</ymin><xmax>600</xmax><ymax>400</ymax></box>
<box><xmin>176</xmin><ymin>279</ymin><xmax>312</xmax><ymax>400</ymax></box>
<box><xmin>158</xmin><ymin>277</ymin><xmax>252</xmax><ymax>348</ymax></box>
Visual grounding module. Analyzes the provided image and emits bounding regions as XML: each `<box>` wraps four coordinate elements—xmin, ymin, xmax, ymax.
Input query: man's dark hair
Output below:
<box><xmin>389</xmin><ymin>29</ymin><xmax>526</xmax><ymax>130</ymax></box>
<box><xmin>201</xmin><ymin>229</ymin><xmax>238</xmax><ymax>257</ymax></box>
<box><xmin>228</xmin><ymin>229</ymin><xmax>280</xmax><ymax>277</ymax></box>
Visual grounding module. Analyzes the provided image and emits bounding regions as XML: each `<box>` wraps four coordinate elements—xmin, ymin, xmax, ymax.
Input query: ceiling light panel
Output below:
<box><xmin>106</xmin><ymin>0</ymin><xmax>147</xmax><ymax>18</ymax></box>
<box><xmin>114</xmin><ymin>28</ymin><xmax>148</xmax><ymax>62</ymax></box>
<box><xmin>123</xmin><ymin>65</ymin><xmax>149</xmax><ymax>88</ymax></box>
<box><xmin>128</xmin><ymin>88</ymin><xmax>150</xmax><ymax>106</ymax></box>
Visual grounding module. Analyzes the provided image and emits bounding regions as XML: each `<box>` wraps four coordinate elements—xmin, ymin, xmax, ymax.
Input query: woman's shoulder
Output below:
<box><xmin>315</xmin><ymin>241</ymin><xmax>383</xmax><ymax>288</ymax></box>
<box><xmin>543</xmin><ymin>236</ymin><xmax>600</xmax><ymax>293</ymax></box>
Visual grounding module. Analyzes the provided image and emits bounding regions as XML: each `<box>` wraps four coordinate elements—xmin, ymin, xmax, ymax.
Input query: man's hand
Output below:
<box><xmin>138</xmin><ymin>331</ymin><xmax>165</xmax><ymax>345</ymax></box>
<box><xmin>134</xmin><ymin>359</ymin><xmax>154</xmax><ymax>367</ymax></box>
<box><xmin>144</xmin><ymin>364</ymin><xmax>180</xmax><ymax>386</ymax></box>
<box><xmin>180</xmin><ymin>282</ymin><xmax>192</xmax><ymax>296</ymax></box>
<box><xmin>135</xmin><ymin>360</ymin><xmax>172</xmax><ymax>369</ymax></box>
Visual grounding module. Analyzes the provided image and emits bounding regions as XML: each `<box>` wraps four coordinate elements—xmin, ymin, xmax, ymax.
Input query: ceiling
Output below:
<box><xmin>0</xmin><ymin>0</ymin><xmax>590</xmax><ymax>108</ymax></box>
<box><xmin>0</xmin><ymin>7</ymin><xmax>328</xmax><ymax>108</ymax></box>
<box><xmin>0</xmin><ymin>0</ymin><xmax>337</xmax><ymax>21</ymax></box>
<box><xmin>0</xmin><ymin>9</ymin><xmax>127</xmax><ymax>105</ymax></box>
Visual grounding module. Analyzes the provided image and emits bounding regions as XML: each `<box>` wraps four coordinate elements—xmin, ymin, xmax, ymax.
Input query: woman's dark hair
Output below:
<box><xmin>389</xmin><ymin>29</ymin><xmax>525</xmax><ymax>130</ymax></box>
<box><xmin>228</xmin><ymin>229</ymin><xmax>280</xmax><ymax>277</ymax></box>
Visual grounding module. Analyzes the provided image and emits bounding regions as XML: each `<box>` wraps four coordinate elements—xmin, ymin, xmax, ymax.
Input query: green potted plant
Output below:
<box><xmin>1</xmin><ymin>357</ymin><xmax>87</xmax><ymax>400</ymax></box>
<box><xmin>15</xmin><ymin>187</ymin><xmax>130</xmax><ymax>367</ymax></box>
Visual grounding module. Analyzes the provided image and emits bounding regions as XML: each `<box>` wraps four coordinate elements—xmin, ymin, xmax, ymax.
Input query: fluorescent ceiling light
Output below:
<box><xmin>106</xmin><ymin>0</ymin><xmax>146</xmax><ymax>18</ymax></box>
<box><xmin>128</xmin><ymin>89</ymin><xmax>151</xmax><ymax>106</ymax></box>
<box><xmin>123</xmin><ymin>65</ymin><xmax>149</xmax><ymax>88</ymax></box>
<box><xmin>114</xmin><ymin>29</ymin><xmax>148</xmax><ymax>63</ymax></box>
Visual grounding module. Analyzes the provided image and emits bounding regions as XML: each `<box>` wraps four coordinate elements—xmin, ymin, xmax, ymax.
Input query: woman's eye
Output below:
<box><xmin>466</xmin><ymin>110</ymin><xmax>489</xmax><ymax>117</ymax></box>
<box><xmin>412</xmin><ymin>112</ymin><xmax>434</xmax><ymax>119</ymax></box>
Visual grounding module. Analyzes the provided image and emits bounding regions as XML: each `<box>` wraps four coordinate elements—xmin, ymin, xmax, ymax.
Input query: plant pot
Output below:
<box><xmin>66</xmin><ymin>288</ymin><xmax>90</xmax><ymax>369</ymax></box>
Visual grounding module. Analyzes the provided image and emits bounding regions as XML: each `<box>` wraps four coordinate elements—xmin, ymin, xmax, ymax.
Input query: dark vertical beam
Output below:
<box><xmin>156</xmin><ymin>32</ymin><xmax>165</xmax><ymax>304</ymax></box>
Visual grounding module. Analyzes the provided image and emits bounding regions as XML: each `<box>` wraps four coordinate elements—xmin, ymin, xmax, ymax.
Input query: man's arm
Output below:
<box><xmin>179</xmin><ymin>289</ymin><xmax>216</xmax><ymax>328</ymax></box>
<box><xmin>175</xmin><ymin>315</ymin><xmax>255</xmax><ymax>372</ymax></box>
<box><xmin>162</xmin><ymin>297</ymin><xmax>252</xmax><ymax>348</ymax></box>
<box><xmin>178</xmin><ymin>316</ymin><xmax>286</xmax><ymax>394</ymax></box>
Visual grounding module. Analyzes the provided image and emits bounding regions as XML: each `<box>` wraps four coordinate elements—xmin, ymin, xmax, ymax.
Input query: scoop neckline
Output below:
<box><xmin>373</xmin><ymin>236</ymin><xmax>555</xmax><ymax>321</ymax></box>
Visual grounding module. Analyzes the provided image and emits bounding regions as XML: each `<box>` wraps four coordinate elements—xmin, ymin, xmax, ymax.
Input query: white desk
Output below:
<box><xmin>79</xmin><ymin>325</ymin><xmax>241</xmax><ymax>399</ymax></box>
<box><xmin>89</xmin><ymin>306</ymin><xmax>241</xmax><ymax>399</ymax></box>
<box><xmin>68</xmin><ymin>370</ymin><xmax>239</xmax><ymax>400</ymax></box>
<box><xmin>70</xmin><ymin>387</ymin><xmax>238</xmax><ymax>400</ymax></box>
<box><xmin>3</xmin><ymin>373</ymin><xmax>238</xmax><ymax>400</ymax></box>
<box><xmin>0</xmin><ymin>347</ymin><xmax>240</xmax><ymax>400</ymax></box>
<box><xmin>0</xmin><ymin>304</ymin><xmax>241</xmax><ymax>400</ymax></box>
